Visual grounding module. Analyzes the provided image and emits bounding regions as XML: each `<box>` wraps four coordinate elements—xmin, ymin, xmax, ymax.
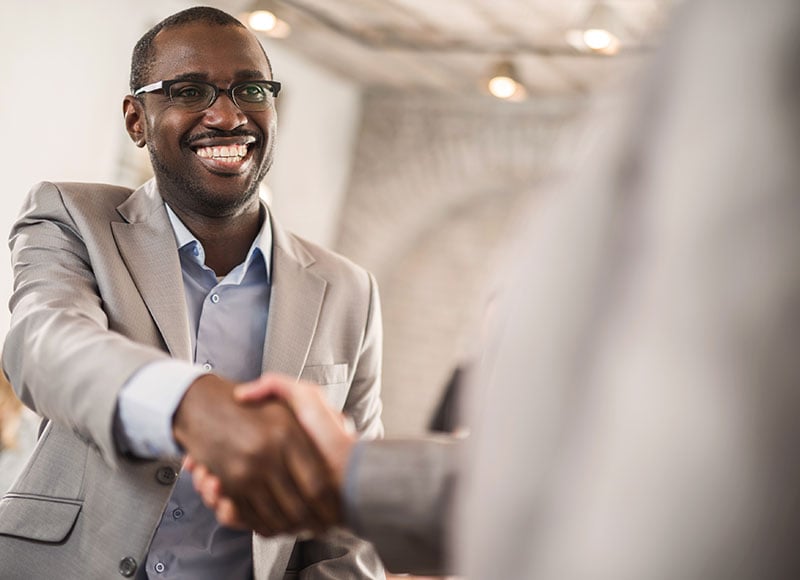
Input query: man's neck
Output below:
<box><xmin>172</xmin><ymin>203</ymin><xmax>263</xmax><ymax>277</ymax></box>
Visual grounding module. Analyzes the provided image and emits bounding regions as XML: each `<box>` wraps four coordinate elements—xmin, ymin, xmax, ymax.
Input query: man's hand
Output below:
<box><xmin>184</xmin><ymin>374</ymin><xmax>357</xmax><ymax>534</ymax></box>
<box><xmin>173</xmin><ymin>373</ymin><xmax>343</xmax><ymax>536</ymax></box>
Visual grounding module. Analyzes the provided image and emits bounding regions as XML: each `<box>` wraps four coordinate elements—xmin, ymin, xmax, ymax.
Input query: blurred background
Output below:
<box><xmin>0</xmin><ymin>0</ymin><xmax>675</xmax><ymax>436</ymax></box>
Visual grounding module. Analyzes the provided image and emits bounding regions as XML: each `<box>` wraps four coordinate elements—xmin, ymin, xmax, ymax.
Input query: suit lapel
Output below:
<box><xmin>262</xmin><ymin>217</ymin><xmax>326</xmax><ymax>378</ymax></box>
<box><xmin>111</xmin><ymin>181</ymin><xmax>192</xmax><ymax>361</ymax></box>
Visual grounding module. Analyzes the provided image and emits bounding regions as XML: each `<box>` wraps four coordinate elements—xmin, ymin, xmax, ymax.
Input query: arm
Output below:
<box><xmin>341</xmin><ymin>271</ymin><xmax>384</xmax><ymax>439</ymax></box>
<box><xmin>2</xmin><ymin>182</ymin><xmax>172</xmax><ymax>466</ymax></box>
<box><xmin>345</xmin><ymin>438</ymin><xmax>458</xmax><ymax>575</ymax></box>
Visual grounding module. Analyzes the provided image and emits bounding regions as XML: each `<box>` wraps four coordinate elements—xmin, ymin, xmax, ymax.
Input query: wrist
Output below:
<box><xmin>172</xmin><ymin>374</ymin><xmax>233</xmax><ymax>451</ymax></box>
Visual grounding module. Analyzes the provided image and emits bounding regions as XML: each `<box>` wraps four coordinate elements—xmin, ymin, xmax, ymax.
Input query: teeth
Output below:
<box><xmin>196</xmin><ymin>144</ymin><xmax>249</xmax><ymax>160</ymax></box>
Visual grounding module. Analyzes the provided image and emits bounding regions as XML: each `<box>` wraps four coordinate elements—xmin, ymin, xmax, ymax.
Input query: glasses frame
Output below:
<box><xmin>133</xmin><ymin>78</ymin><xmax>282</xmax><ymax>112</ymax></box>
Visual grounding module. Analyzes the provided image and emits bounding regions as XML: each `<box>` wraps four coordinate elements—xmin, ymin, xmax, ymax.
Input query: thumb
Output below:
<box><xmin>233</xmin><ymin>373</ymin><xmax>295</xmax><ymax>403</ymax></box>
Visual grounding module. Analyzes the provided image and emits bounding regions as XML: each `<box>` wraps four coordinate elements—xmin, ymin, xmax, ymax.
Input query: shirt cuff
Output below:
<box><xmin>115</xmin><ymin>359</ymin><xmax>208</xmax><ymax>458</ymax></box>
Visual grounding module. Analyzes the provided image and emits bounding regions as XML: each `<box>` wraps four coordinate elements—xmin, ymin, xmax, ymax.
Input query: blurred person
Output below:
<box><xmin>191</xmin><ymin>0</ymin><xmax>800</xmax><ymax>578</ymax></box>
<box><xmin>0</xmin><ymin>6</ymin><xmax>384</xmax><ymax>580</ymax></box>
<box><xmin>0</xmin><ymin>373</ymin><xmax>38</xmax><ymax>495</ymax></box>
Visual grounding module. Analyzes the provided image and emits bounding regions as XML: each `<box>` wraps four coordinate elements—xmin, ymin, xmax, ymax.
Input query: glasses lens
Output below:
<box><xmin>167</xmin><ymin>81</ymin><xmax>214</xmax><ymax>111</ymax></box>
<box><xmin>232</xmin><ymin>82</ymin><xmax>273</xmax><ymax>111</ymax></box>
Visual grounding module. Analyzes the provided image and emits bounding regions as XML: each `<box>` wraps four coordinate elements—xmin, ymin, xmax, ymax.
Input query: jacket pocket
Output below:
<box><xmin>299</xmin><ymin>364</ymin><xmax>350</xmax><ymax>410</ymax></box>
<box><xmin>300</xmin><ymin>363</ymin><xmax>349</xmax><ymax>386</ymax></box>
<box><xmin>0</xmin><ymin>494</ymin><xmax>82</xmax><ymax>542</ymax></box>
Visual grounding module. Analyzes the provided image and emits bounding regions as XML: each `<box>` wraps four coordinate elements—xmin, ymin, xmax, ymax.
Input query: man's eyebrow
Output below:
<box><xmin>168</xmin><ymin>70</ymin><xmax>268</xmax><ymax>82</ymax></box>
<box><xmin>171</xmin><ymin>72</ymin><xmax>210</xmax><ymax>81</ymax></box>
<box><xmin>236</xmin><ymin>69</ymin><xmax>268</xmax><ymax>80</ymax></box>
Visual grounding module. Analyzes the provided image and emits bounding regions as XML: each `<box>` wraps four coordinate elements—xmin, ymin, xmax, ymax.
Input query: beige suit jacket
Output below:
<box><xmin>0</xmin><ymin>180</ymin><xmax>384</xmax><ymax>579</ymax></box>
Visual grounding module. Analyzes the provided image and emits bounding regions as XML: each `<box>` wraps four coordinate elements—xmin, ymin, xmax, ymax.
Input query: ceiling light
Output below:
<box><xmin>244</xmin><ymin>10</ymin><xmax>292</xmax><ymax>38</ymax></box>
<box><xmin>487</xmin><ymin>61</ymin><xmax>527</xmax><ymax>101</ymax></box>
<box><xmin>567</xmin><ymin>1</ymin><xmax>622</xmax><ymax>55</ymax></box>
<box><xmin>248</xmin><ymin>10</ymin><xmax>278</xmax><ymax>32</ymax></box>
<box><xmin>583</xmin><ymin>28</ymin><xmax>614</xmax><ymax>51</ymax></box>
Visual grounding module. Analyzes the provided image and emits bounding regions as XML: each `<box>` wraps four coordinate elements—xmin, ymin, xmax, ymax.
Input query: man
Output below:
<box><xmin>0</xmin><ymin>7</ymin><xmax>383</xmax><ymax>579</ymax></box>
<box><xmin>194</xmin><ymin>0</ymin><xmax>800</xmax><ymax>578</ymax></box>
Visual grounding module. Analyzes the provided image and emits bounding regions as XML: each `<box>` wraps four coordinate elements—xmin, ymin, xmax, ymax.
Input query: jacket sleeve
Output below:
<box><xmin>2</xmin><ymin>181</ymin><xmax>170</xmax><ymax>468</ymax></box>
<box><xmin>344</xmin><ymin>437</ymin><xmax>460</xmax><ymax>575</ymax></box>
<box><xmin>342</xmin><ymin>271</ymin><xmax>384</xmax><ymax>441</ymax></box>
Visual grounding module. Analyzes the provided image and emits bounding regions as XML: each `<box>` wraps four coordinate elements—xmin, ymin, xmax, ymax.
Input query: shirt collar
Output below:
<box><xmin>164</xmin><ymin>202</ymin><xmax>272</xmax><ymax>280</ymax></box>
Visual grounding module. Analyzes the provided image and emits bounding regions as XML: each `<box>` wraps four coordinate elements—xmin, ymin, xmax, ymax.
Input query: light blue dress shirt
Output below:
<box><xmin>118</xmin><ymin>204</ymin><xmax>272</xmax><ymax>580</ymax></box>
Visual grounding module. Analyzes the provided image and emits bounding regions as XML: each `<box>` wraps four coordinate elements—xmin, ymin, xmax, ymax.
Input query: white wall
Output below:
<box><xmin>0</xmin><ymin>1</ymin><xmax>139</xmax><ymax>337</ymax></box>
<box><xmin>261</xmin><ymin>40</ymin><xmax>362</xmax><ymax>248</ymax></box>
<box><xmin>0</xmin><ymin>1</ymin><xmax>361</xmax><ymax>337</ymax></box>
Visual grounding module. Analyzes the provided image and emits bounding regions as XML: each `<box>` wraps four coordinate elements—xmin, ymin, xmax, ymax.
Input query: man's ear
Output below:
<box><xmin>123</xmin><ymin>96</ymin><xmax>147</xmax><ymax>148</ymax></box>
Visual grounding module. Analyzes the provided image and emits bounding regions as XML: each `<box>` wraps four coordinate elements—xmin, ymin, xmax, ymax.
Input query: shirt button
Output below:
<box><xmin>202</xmin><ymin>362</ymin><xmax>213</xmax><ymax>372</ymax></box>
<box><xmin>118</xmin><ymin>556</ymin><xmax>137</xmax><ymax>577</ymax></box>
<box><xmin>155</xmin><ymin>466</ymin><xmax>177</xmax><ymax>485</ymax></box>
<box><xmin>155</xmin><ymin>561</ymin><xmax>166</xmax><ymax>574</ymax></box>
<box><xmin>210</xmin><ymin>293</ymin><xmax>220</xmax><ymax>303</ymax></box>
<box><xmin>173</xmin><ymin>508</ymin><xmax>184</xmax><ymax>520</ymax></box>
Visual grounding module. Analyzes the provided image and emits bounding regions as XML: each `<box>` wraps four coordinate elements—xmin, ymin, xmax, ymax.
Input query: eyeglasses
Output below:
<box><xmin>133</xmin><ymin>79</ymin><xmax>281</xmax><ymax>112</ymax></box>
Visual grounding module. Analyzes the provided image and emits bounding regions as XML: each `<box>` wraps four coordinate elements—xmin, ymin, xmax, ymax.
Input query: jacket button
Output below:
<box><xmin>155</xmin><ymin>466</ymin><xmax>177</xmax><ymax>485</ymax></box>
<box><xmin>118</xmin><ymin>556</ymin><xmax>137</xmax><ymax>577</ymax></box>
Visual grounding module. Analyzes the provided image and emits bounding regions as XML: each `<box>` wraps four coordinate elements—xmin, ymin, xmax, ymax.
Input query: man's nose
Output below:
<box><xmin>202</xmin><ymin>92</ymin><xmax>247</xmax><ymax>130</ymax></box>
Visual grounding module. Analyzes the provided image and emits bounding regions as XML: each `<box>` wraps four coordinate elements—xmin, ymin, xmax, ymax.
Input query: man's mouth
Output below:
<box><xmin>188</xmin><ymin>135</ymin><xmax>258</xmax><ymax>171</ymax></box>
<box><xmin>195</xmin><ymin>144</ymin><xmax>249</xmax><ymax>162</ymax></box>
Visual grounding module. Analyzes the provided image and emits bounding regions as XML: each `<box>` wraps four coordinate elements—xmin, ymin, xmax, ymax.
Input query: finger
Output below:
<box><xmin>234</xmin><ymin>373</ymin><xmax>296</xmax><ymax>403</ymax></box>
<box><xmin>256</xmin><ymin>460</ymin><xmax>316</xmax><ymax>531</ymax></box>
<box><xmin>183</xmin><ymin>455</ymin><xmax>197</xmax><ymax>471</ymax></box>
<box><xmin>253</xmin><ymin>382</ymin><xmax>355</xmax><ymax>502</ymax></box>
<box><xmin>191</xmin><ymin>463</ymin><xmax>211</xmax><ymax>495</ymax></box>
<box><xmin>280</xmin><ymin>383</ymin><xmax>354</xmax><ymax>464</ymax></box>
<box><xmin>283</xmin><ymin>440</ymin><xmax>341</xmax><ymax>528</ymax></box>
<box><xmin>220</xmin><ymin>423</ymin><xmax>301</xmax><ymax>534</ymax></box>
<box><xmin>215</xmin><ymin>497</ymin><xmax>248</xmax><ymax>530</ymax></box>
<box><xmin>245</xmin><ymin>406</ymin><xmax>322</xmax><ymax>531</ymax></box>
<box><xmin>233</xmin><ymin>374</ymin><xmax>351</xmax><ymax>463</ymax></box>
<box><xmin>238</xmin><ymin>378</ymin><xmax>349</xmax><ymax>457</ymax></box>
<box><xmin>237</xmin><ymin>489</ymin><xmax>294</xmax><ymax>537</ymax></box>
<box><xmin>200</xmin><ymin>474</ymin><xmax>222</xmax><ymax>509</ymax></box>
<box><xmin>256</xmin><ymin>400</ymin><xmax>342</xmax><ymax>529</ymax></box>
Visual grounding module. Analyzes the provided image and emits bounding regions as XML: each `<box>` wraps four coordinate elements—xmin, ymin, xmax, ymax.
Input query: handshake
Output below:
<box><xmin>173</xmin><ymin>373</ymin><xmax>356</xmax><ymax>537</ymax></box>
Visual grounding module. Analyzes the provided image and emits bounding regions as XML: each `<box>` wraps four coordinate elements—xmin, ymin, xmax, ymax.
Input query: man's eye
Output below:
<box><xmin>237</xmin><ymin>84</ymin><xmax>267</xmax><ymax>101</ymax></box>
<box><xmin>171</xmin><ymin>84</ymin><xmax>206</xmax><ymax>100</ymax></box>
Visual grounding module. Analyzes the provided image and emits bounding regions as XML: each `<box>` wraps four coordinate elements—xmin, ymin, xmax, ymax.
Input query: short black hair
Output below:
<box><xmin>129</xmin><ymin>6</ymin><xmax>273</xmax><ymax>92</ymax></box>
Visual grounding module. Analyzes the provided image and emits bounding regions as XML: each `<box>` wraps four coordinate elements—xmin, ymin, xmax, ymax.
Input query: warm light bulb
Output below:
<box><xmin>488</xmin><ymin>75</ymin><xmax>518</xmax><ymax>99</ymax></box>
<box><xmin>583</xmin><ymin>28</ymin><xmax>614</xmax><ymax>50</ymax></box>
<box><xmin>248</xmin><ymin>10</ymin><xmax>278</xmax><ymax>32</ymax></box>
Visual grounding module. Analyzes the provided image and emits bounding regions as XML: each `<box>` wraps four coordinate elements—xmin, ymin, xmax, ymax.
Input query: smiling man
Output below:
<box><xmin>0</xmin><ymin>7</ymin><xmax>384</xmax><ymax>580</ymax></box>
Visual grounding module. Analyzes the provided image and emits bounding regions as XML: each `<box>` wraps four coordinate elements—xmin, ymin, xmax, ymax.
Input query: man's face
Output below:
<box><xmin>130</xmin><ymin>23</ymin><xmax>277</xmax><ymax>217</ymax></box>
